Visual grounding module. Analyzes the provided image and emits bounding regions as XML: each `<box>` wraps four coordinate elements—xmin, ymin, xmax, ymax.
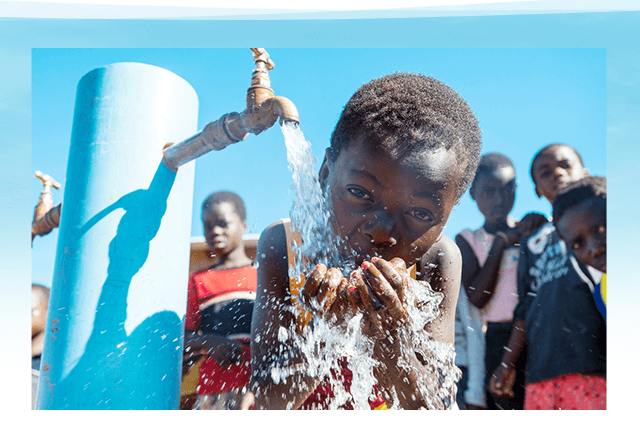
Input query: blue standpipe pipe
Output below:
<box><xmin>35</xmin><ymin>63</ymin><xmax>198</xmax><ymax>409</ymax></box>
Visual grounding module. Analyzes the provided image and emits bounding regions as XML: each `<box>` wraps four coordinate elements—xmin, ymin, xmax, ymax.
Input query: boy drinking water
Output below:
<box><xmin>249</xmin><ymin>73</ymin><xmax>482</xmax><ymax>409</ymax></box>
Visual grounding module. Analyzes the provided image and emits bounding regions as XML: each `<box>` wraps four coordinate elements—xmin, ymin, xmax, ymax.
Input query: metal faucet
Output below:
<box><xmin>32</xmin><ymin>171</ymin><xmax>62</xmax><ymax>244</ymax></box>
<box><xmin>162</xmin><ymin>48</ymin><xmax>300</xmax><ymax>171</ymax></box>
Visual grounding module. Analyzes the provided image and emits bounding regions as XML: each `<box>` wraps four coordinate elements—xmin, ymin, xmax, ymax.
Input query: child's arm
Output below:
<box><xmin>455</xmin><ymin>229</ymin><xmax>518</xmax><ymax>309</ymax></box>
<box><xmin>183</xmin><ymin>331</ymin><xmax>243</xmax><ymax>367</ymax></box>
<box><xmin>489</xmin><ymin>240</ymin><xmax>532</xmax><ymax>398</ymax></box>
<box><xmin>248</xmin><ymin>221</ymin><xmax>326</xmax><ymax>410</ymax></box>
<box><xmin>419</xmin><ymin>235</ymin><xmax>461</xmax><ymax>344</ymax></box>
<box><xmin>358</xmin><ymin>236</ymin><xmax>462</xmax><ymax>409</ymax></box>
<box><xmin>488</xmin><ymin>319</ymin><xmax>525</xmax><ymax>398</ymax></box>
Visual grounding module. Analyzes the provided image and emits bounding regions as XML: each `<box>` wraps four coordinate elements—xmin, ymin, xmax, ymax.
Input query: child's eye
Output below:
<box><xmin>347</xmin><ymin>187</ymin><xmax>372</xmax><ymax>201</ymax></box>
<box><xmin>571</xmin><ymin>238</ymin><xmax>584</xmax><ymax>251</ymax></box>
<box><xmin>408</xmin><ymin>209</ymin><xmax>434</xmax><ymax>223</ymax></box>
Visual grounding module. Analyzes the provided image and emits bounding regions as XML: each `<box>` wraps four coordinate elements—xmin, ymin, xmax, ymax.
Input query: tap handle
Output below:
<box><xmin>34</xmin><ymin>170</ymin><xmax>61</xmax><ymax>192</ymax></box>
<box><xmin>250</xmin><ymin>48</ymin><xmax>274</xmax><ymax>70</ymax></box>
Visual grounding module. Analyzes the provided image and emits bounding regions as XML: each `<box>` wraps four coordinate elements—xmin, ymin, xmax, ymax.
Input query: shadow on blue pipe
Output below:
<box><xmin>45</xmin><ymin>161</ymin><xmax>182</xmax><ymax>409</ymax></box>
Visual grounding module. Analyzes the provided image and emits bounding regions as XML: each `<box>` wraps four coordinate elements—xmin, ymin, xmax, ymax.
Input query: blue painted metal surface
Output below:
<box><xmin>36</xmin><ymin>63</ymin><xmax>198</xmax><ymax>409</ymax></box>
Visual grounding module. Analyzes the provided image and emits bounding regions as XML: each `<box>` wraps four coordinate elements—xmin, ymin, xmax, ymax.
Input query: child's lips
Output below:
<box><xmin>207</xmin><ymin>237</ymin><xmax>226</xmax><ymax>247</ymax></box>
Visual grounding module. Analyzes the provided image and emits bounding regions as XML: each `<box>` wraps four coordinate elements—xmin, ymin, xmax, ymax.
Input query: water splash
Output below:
<box><xmin>278</xmin><ymin>122</ymin><xmax>459</xmax><ymax>409</ymax></box>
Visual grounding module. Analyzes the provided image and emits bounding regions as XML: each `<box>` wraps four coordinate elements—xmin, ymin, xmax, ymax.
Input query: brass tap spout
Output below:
<box><xmin>230</xmin><ymin>48</ymin><xmax>299</xmax><ymax>135</ymax></box>
<box><xmin>32</xmin><ymin>171</ymin><xmax>62</xmax><ymax>244</ymax></box>
<box><xmin>162</xmin><ymin>48</ymin><xmax>299</xmax><ymax>171</ymax></box>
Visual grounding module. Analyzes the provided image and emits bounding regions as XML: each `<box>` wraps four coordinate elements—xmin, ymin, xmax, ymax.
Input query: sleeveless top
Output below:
<box><xmin>281</xmin><ymin>218</ymin><xmax>387</xmax><ymax>410</ymax></box>
<box><xmin>184</xmin><ymin>266</ymin><xmax>257</xmax><ymax>395</ymax></box>
<box><xmin>459</xmin><ymin>227</ymin><xmax>520</xmax><ymax>323</ymax></box>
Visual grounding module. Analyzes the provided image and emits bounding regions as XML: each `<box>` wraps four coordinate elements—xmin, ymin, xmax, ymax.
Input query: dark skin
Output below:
<box><xmin>250</xmin><ymin>137</ymin><xmax>465</xmax><ymax>410</ymax></box>
<box><xmin>489</xmin><ymin>146</ymin><xmax>589</xmax><ymax>399</ymax></box>
<box><xmin>456</xmin><ymin>164</ymin><xmax>545</xmax><ymax>409</ymax></box>
<box><xmin>183</xmin><ymin>201</ymin><xmax>252</xmax><ymax>376</ymax></box>
<box><xmin>556</xmin><ymin>198</ymin><xmax>606</xmax><ymax>274</ymax></box>
<box><xmin>457</xmin><ymin>166</ymin><xmax>547</xmax><ymax>309</ymax></box>
<box><xmin>32</xmin><ymin>285</ymin><xmax>49</xmax><ymax>358</ymax></box>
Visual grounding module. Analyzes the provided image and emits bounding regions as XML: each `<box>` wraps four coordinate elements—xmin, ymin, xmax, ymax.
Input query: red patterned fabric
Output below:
<box><xmin>300</xmin><ymin>358</ymin><xmax>386</xmax><ymax>410</ymax></box>
<box><xmin>524</xmin><ymin>373</ymin><xmax>606</xmax><ymax>410</ymax></box>
<box><xmin>198</xmin><ymin>343</ymin><xmax>251</xmax><ymax>394</ymax></box>
<box><xmin>185</xmin><ymin>266</ymin><xmax>257</xmax><ymax>396</ymax></box>
<box><xmin>185</xmin><ymin>267</ymin><xmax>257</xmax><ymax>331</ymax></box>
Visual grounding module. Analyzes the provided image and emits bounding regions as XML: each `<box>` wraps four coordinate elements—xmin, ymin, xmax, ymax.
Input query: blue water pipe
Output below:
<box><xmin>35</xmin><ymin>63</ymin><xmax>198</xmax><ymax>409</ymax></box>
<box><xmin>35</xmin><ymin>49</ymin><xmax>299</xmax><ymax>410</ymax></box>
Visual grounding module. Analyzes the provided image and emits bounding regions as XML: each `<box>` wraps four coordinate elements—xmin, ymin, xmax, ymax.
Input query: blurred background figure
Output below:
<box><xmin>456</xmin><ymin>153</ymin><xmax>546</xmax><ymax>409</ymax></box>
<box><xmin>32</xmin><ymin>283</ymin><xmax>50</xmax><ymax>409</ymax></box>
<box><xmin>490</xmin><ymin>144</ymin><xmax>606</xmax><ymax>410</ymax></box>
<box><xmin>552</xmin><ymin>176</ymin><xmax>606</xmax><ymax>320</ymax></box>
<box><xmin>181</xmin><ymin>191</ymin><xmax>257</xmax><ymax>410</ymax></box>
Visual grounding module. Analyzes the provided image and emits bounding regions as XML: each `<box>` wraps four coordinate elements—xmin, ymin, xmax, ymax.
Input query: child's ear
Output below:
<box><xmin>319</xmin><ymin>149</ymin><xmax>331</xmax><ymax>192</ymax></box>
<box><xmin>582</xmin><ymin>167</ymin><xmax>590</xmax><ymax>178</ymax></box>
<box><xmin>469</xmin><ymin>185</ymin><xmax>477</xmax><ymax>201</ymax></box>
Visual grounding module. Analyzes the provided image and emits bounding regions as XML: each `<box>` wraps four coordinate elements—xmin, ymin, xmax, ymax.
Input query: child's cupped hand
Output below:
<box><xmin>300</xmin><ymin>257</ymin><xmax>412</xmax><ymax>339</ymax></box>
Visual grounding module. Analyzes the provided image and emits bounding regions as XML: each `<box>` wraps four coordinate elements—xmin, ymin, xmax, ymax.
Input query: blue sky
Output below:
<box><xmin>30</xmin><ymin>48</ymin><xmax>607</xmax><ymax>286</ymax></box>
<box><xmin>2</xmin><ymin>2</ymin><xmax>638</xmax><ymax>413</ymax></box>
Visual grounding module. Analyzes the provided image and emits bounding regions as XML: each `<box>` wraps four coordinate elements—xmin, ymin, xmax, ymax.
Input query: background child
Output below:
<box><xmin>249</xmin><ymin>73</ymin><xmax>482</xmax><ymax>410</ymax></box>
<box><xmin>453</xmin><ymin>279</ymin><xmax>486</xmax><ymax>409</ymax></box>
<box><xmin>552</xmin><ymin>176</ymin><xmax>606</xmax><ymax>319</ymax></box>
<box><xmin>489</xmin><ymin>144</ymin><xmax>606</xmax><ymax>410</ymax></box>
<box><xmin>31</xmin><ymin>283</ymin><xmax>50</xmax><ymax>409</ymax></box>
<box><xmin>456</xmin><ymin>153</ymin><xmax>546</xmax><ymax>410</ymax></box>
<box><xmin>183</xmin><ymin>191</ymin><xmax>257</xmax><ymax>410</ymax></box>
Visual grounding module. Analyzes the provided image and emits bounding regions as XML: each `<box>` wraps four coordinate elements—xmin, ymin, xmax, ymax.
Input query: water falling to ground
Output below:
<box><xmin>278</xmin><ymin>122</ymin><xmax>459</xmax><ymax>409</ymax></box>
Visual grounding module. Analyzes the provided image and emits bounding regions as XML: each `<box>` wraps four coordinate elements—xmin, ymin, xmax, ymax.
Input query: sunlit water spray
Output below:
<box><xmin>276</xmin><ymin>122</ymin><xmax>459</xmax><ymax>409</ymax></box>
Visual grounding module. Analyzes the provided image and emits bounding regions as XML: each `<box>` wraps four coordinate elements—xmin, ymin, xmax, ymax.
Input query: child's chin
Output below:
<box><xmin>589</xmin><ymin>258</ymin><xmax>606</xmax><ymax>274</ymax></box>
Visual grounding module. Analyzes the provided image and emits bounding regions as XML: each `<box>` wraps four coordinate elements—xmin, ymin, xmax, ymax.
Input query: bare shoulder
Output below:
<box><xmin>256</xmin><ymin>220</ymin><xmax>290</xmax><ymax>296</ymax></box>
<box><xmin>417</xmin><ymin>235</ymin><xmax>461</xmax><ymax>344</ymax></box>
<box><xmin>252</xmin><ymin>220</ymin><xmax>294</xmax><ymax>364</ymax></box>
<box><xmin>419</xmin><ymin>235</ymin><xmax>462</xmax><ymax>290</ymax></box>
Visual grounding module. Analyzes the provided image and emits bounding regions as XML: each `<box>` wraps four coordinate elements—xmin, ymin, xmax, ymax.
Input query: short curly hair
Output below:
<box><xmin>201</xmin><ymin>191</ymin><xmax>246</xmax><ymax>222</ymax></box>
<box><xmin>328</xmin><ymin>73</ymin><xmax>482</xmax><ymax>201</ymax></box>
<box><xmin>552</xmin><ymin>176</ymin><xmax>606</xmax><ymax>224</ymax></box>
<box><xmin>470</xmin><ymin>152</ymin><xmax>515</xmax><ymax>192</ymax></box>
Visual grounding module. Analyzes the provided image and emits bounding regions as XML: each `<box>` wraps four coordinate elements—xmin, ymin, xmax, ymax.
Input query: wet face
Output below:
<box><xmin>532</xmin><ymin>145</ymin><xmax>588</xmax><ymax>203</ymax></box>
<box><xmin>470</xmin><ymin>166</ymin><xmax>516</xmax><ymax>225</ymax></box>
<box><xmin>320</xmin><ymin>136</ymin><xmax>465</xmax><ymax>267</ymax></box>
<box><xmin>556</xmin><ymin>198</ymin><xmax>606</xmax><ymax>273</ymax></box>
<box><xmin>202</xmin><ymin>201</ymin><xmax>246</xmax><ymax>256</ymax></box>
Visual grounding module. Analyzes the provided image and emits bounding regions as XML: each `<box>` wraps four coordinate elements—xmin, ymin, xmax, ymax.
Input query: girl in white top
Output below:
<box><xmin>455</xmin><ymin>153</ymin><xmax>546</xmax><ymax>410</ymax></box>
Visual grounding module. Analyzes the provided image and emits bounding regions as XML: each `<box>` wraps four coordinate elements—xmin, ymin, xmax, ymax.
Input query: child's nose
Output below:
<box><xmin>587</xmin><ymin>236</ymin><xmax>605</xmax><ymax>259</ymax></box>
<box><xmin>363</xmin><ymin>210</ymin><xmax>398</xmax><ymax>247</ymax></box>
<box><xmin>552</xmin><ymin>167</ymin><xmax>566</xmax><ymax>179</ymax></box>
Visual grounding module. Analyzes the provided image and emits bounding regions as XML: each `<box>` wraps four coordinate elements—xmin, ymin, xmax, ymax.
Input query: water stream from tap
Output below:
<box><xmin>277</xmin><ymin>121</ymin><xmax>460</xmax><ymax>409</ymax></box>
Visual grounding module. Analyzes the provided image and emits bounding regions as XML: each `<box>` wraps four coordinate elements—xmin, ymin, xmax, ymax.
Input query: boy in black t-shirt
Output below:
<box><xmin>489</xmin><ymin>144</ymin><xmax>606</xmax><ymax>410</ymax></box>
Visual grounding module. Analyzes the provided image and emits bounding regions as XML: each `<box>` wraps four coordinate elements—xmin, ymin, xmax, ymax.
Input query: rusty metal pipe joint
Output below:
<box><xmin>32</xmin><ymin>203</ymin><xmax>61</xmax><ymax>242</ymax></box>
<box><xmin>162</xmin><ymin>48</ymin><xmax>299</xmax><ymax>172</ymax></box>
